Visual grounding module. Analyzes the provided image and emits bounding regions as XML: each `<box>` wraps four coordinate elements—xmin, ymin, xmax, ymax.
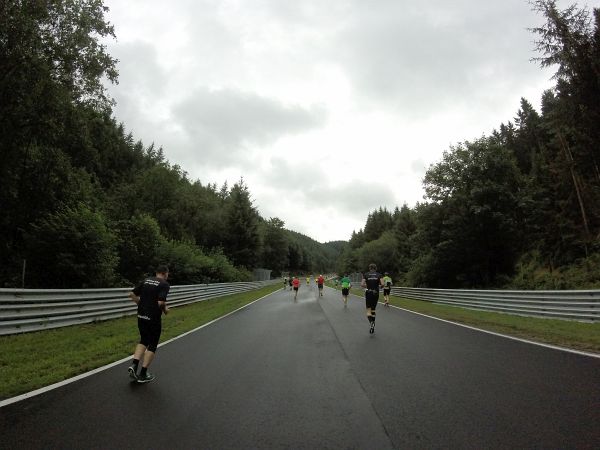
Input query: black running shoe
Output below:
<box><xmin>369</xmin><ymin>321</ymin><xmax>375</xmax><ymax>334</ymax></box>
<box><xmin>128</xmin><ymin>365</ymin><xmax>138</xmax><ymax>380</ymax></box>
<box><xmin>137</xmin><ymin>372</ymin><xmax>155</xmax><ymax>384</ymax></box>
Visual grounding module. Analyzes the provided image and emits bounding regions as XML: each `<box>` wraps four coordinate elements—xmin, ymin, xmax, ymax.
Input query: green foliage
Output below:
<box><xmin>24</xmin><ymin>204</ymin><xmax>119</xmax><ymax>288</ymax></box>
<box><xmin>259</xmin><ymin>218</ymin><xmax>289</xmax><ymax>275</ymax></box>
<box><xmin>114</xmin><ymin>214</ymin><xmax>163</xmax><ymax>284</ymax></box>
<box><xmin>0</xmin><ymin>284</ymin><xmax>281</xmax><ymax>400</ymax></box>
<box><xmin>5</xmin><ymin>0</ymin><xmax>600</xmax><ymax>291</ymax></box>
<box><xmin>151</xmin><ymin>239</ymin><xmax>250</xmax><ymax>286</ymax></box>
<box><xmin>344</xmin><ymin>2</ymin><xmax>600</xmax><ymax>289</ymax></box>
<box><xmin>0</xmin><ymin>2</ymin><xmax>343</xmax><ymax>288</ymax></box>
<box><xmin>510</xmin><ymin>251</ymin><xmax>600</xmax><ymax>289</ymax></box>
<box><xmin>207</xmin><ymin>250</ymin><xmax>252</xmax><ymax>282</ymax></box>
<box><xmin>284</xmin><ymin>230</ymin><xmax>343</xmax><ymax>274</ymax></box>
<box><xmin>154</xmin><ymin>240</ymin><xmax>217</xmax><ymax>285</ymax></box>
<box><xmin>363</xmin><ymin>208</ymin><xmax>394</xmax><ymax>242</ymax></box>
<box><xmin>356</xmin><ymin>231</ymin><xmax>399</xmax><ymax>274</ymax></box>
<box><xmin>223</xmin><ymin>180</ymin><xmax>260</xmax><ymax>268</ymax></box>
<box><xmin>0</xmin><ymin>0</ymin><xmax>118</xmax><ymax>109</ymax></box>
<box><xmin>420</xmin><ymin>139</ymin><xmax>522</xmax><ymax>287</ymax></box>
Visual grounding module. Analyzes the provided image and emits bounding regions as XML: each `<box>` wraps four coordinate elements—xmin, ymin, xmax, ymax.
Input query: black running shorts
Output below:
<box><xmin>138</xmin><ymin>317</ymin><xmax>161</xmax><ymax>352</ymax></box>
<box><xmin>383</xmin><ymin>288</ymin><xmax>391</xmax><ymax>295</ymax></box>
<box><xmin>341</xmin><ymin>288</ymin><xmax>349</xmax><ymax>296</ymax></box>
<box><xmin>318</xmin><ymin>284</ymin><xmax>323</xmax><ymax>289</ymax></box>
<box><xmin>365</xmin><ymin>290</ymin><xmax>379</xmax><ymax>310</ymax></box>
<box><xmin>293</xmin><ymin>287</ymin><xmax>298</xmax><ymax>291</ymax></box>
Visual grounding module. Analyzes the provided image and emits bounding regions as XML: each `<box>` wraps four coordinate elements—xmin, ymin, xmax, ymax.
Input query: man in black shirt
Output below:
<box><xmin>361</xmin><ymin>263</ymin><xmax>384</xmax><ymax>334</ymax></box>
<box><xmin>127</xmin><ymin>265</ymin><xmax>170</xmax><ymax>383</ymax></box>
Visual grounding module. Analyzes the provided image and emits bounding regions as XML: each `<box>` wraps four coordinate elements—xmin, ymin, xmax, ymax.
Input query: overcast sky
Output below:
<box><xmin>102</xmin><ymin>0</ymin><xmax>574</xmax><ymax>243</ymax></box>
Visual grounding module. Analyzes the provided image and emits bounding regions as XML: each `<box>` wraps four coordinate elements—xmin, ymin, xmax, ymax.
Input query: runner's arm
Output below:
<box><xmin>159</xmin><ymin>300</ymin><xmax>169</xmax><ymax>315</ymax></box>
<box><xmin>128</xmin><ymin>292</ymin><xmax>140</xmax><ymax>305</ymax></box>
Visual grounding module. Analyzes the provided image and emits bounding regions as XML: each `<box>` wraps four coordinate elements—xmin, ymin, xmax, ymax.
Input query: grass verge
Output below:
<box><xmin>326</xmin><ymin>282</ymin><xmax>600</xmax><ymax>354</ymax></box>
<box><xmin>0</xmin><ymin>284</ymin><xmax>280</xmax><ymax>400</ymax></box>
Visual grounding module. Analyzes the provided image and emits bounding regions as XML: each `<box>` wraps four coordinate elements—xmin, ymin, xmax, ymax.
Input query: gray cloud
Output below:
<box><xmin>102</xmin><ymin>0</ymin><xmax>570</xmax><ymax>242</ymax></box>
<box><xmin>309</xmin><ymin>181</ymin><xmax>396</xmax><ymax>215</ymax></box>
<box><xmin>266</xmin><ymin>157</ymin><xmax>326</xmax><ymax>191</ymax></box>
<box><xmin>329</xmin><ymin>0</ymin><xmax>551</xmax><ymax>115</ymax></box>
<box><xmin>411</xmin><ymin>159</ymin><xmax>427</xmax><ymax>177</ymax></box>
<box><xmin>171</xmin><ymin>88</ymin><xmax>327</xmax><ymax>162</ymax></box>
<box><xmin>107</xmin><ymin>40</ymin><xmax>168</xmax><ymax>129</ymax></box>
<box><xmin>262</xmin><ymin>157</ymin><xmax>396</xmax><ymax>214</ymax></box>
<box><xmin>111</xmin><ymin>41</ymin><xmax>167</xmax><ymax>94</ymax></box>
<box><xmin>252</xmin><ymin>159</ymin><xmax>398</xmax><ymax>240</ymax></box>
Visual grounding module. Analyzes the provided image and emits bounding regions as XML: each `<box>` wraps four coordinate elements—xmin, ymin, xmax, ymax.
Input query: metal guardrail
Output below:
<box><xmin>0</xmin><ymin>280</ymin><xmax>279</xmax><ymax>335</ymax></box>
<box><xmin>390</xmin><ymin>287</ymin><xmax>599</xmax><ymax>321</ymax></box>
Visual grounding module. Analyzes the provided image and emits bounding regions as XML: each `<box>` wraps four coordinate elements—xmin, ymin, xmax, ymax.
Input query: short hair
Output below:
<box><xmin>369</xmin><ymin>263</ymin><xmax>377</xmax><ymax>271</ymax></box>
<box><xmin>155</xmin><ymin>265</ymin><xmax>169</xmax><ymax>274</ymax></box>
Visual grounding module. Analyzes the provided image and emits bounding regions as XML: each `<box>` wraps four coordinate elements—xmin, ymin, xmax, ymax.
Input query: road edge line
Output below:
<box><xmin>0</xmin><ymin>289</ymin><xmax>277</xmax><ymax>408</ymax></box>
<box><xmin>339</xmin><ymin>287</ymin><xmax>599</xmax><ymax>359</ymax></box>
<box><xmin>384</xmin><ymin>302</ymin><xmax>600</xmax><ymax>359</ymax></box>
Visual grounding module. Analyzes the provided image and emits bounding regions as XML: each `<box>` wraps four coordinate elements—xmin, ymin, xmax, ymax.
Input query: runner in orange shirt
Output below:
<box><xmin>317</xmin><ymin>274</ymin><xmax>325</xmax><ymax>297</ymax></box>
<box><xmin>292</xmin><ymin>276</ymin><xmax>300</xmax><ymax>301</ymax></box>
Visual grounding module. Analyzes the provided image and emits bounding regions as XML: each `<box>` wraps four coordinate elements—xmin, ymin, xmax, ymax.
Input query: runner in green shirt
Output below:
<box><xmin>340</xmin><ymin>274</ymin><xmax>351</xmax><ymax>307</ymax></box>
<box><xmin>382</xmin><ymin>272</ymin><xmax>392</xmax><ymax>307</ymax></box>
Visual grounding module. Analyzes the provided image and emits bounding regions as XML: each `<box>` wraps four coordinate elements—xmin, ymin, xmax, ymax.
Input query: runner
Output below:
<box><xmin>283</xmin><ymin>276</ymin><xmax>288</xmax><ymax>291</ymax></box>
<box><xmin>127</xmin><ymin>265</ymin><xmax>170</xmax><ymax>383</ymax></box>
<box><xmin>382</xmin><ymin>272</ymin><xmax>393</xmax><ymax>307</ymax></box>
<box><xmin>306</xmin><ymin>276</ymin><xmax>310</xmax><ymax>285</ymax></box>
<box><xmin>340</xmin><ymin>274</ymin><xmax>351</xmax><ymax>307</ymax></box>
<box><xmin>292</xmin><ymin>276</ymin><xmax>300</xmax><ymax>300</ymax></box>
<box><xmin>317</xmin><ymin>274</ymin><xmax>325</xmax><ymax>297</ymax></box>
<box><xmin>288</xmin><ymin>277</ymin><xmax>293</xmax><ymax>290</ymax></box>
<box><xmin>361</xmin><ymin>263</ymin><xmax>384</xmax><ymax>334</ymax></box>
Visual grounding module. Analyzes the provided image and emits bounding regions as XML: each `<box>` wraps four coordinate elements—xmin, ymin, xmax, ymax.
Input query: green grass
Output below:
<box><xmin>326</xmin><ymin>282</ymin><xmax>600</xmax><ymax>354</ymax></box>
<box><xmin>0</xmin><ymin>284</ymin><xmax>280</xmax><ymax>400</ymax></box>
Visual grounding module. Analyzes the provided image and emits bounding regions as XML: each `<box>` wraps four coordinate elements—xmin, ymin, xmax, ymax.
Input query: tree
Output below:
<box><xmin>363</xmin><ymin>208</ymin><xmax>394</xmax><ymax>242</ymax></box>
<box><xmin>223</xmin><ymin>179</ymin><xmax>260</xmax><ymax>268</ymax></box>
<box><xmin>260</xmin><ymin>218</ymin><xmax>288</xmax><ymax>274</ymax></box>
<box><xmin>114</xmin><ymin>214</ymin><xmax>163</xmax><ymax>284</ymax></box>
<box><xmin>0</xmin><ymin>0</ymin><xmax>118</xmax><ymax>286</ymax></box>
<box><xmin>393</xmin><ymin>204</ymin><xmax>417</xmax><ymax>277</ymax></box>
<box><xmin>530</xmin><ymin>0</ymin><xmax>600</xmax><ymax>247</ymax></box>
<box><xmin>0</xmin><ymin>0</ymin><xmax>118</xmax><ymax>111</ymax></box>
<box><xmin>24</xmin><ymin>204</ymin><xmax>119</xmax><ymax>288</ymax></box>
<box><xmin>418</xmin><ymin>138</ymin><xmax>522</xmax><ymax>287</ymax></box>
<box><xmin>356</xmin><ymin>231</ymin><xmax>399</xmax><ymax>274</ymax></box>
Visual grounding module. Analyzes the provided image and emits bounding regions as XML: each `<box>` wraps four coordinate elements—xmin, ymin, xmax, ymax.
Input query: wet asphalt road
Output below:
<box><xmin>1</xmin><ymin>284</ymin><xmax>599</xmax><ymax>449</ymax></box>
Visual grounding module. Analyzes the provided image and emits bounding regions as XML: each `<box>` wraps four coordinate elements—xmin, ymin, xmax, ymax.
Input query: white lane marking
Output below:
<box><xmin>336</xmin><ymin>287</ymin><xmax>600</xmax><ymax>359</ymax></box>
<box><xmin>0</xmin><ymin>289</ymin><xmax>278</xmax><ymax>408</ymax></box>
<box><xmin>385</xmin><ymin>301</ymin><xmax>600</xmax><ymax>359</ymax></box>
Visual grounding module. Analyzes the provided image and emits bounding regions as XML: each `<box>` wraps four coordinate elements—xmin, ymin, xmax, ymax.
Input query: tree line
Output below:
<box><xmin>338</xmin><ymin>1</ymin><xmax>600</xmax><ymax>289</ymax></box>
<box><xmin>0</xmin><ymin>0</ymin><xmax>342</xmax><ymax>288</ymax></box>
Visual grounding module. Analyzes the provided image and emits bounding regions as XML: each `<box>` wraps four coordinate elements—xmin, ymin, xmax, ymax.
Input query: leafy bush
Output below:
<box><xmin>24</xmin><ymin>204</ymin><xmax>119</xmax><ymax>288</ymax></box>
<box><xmin>114</xmin><ymin>214</ymin><xmax>163</xmax><ymax>284</ymax></box>
<box><xmin>510</xmin><ymin>251</ymin><xmax>600</xmax><ymax>289</ymax></box>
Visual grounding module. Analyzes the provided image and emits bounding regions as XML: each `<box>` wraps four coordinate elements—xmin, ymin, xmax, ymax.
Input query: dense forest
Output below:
<box><xmin>3</xmin><ymin>1</ymin><xmax>597</xmax><ymax>290</ymax></box>
<box><xmin>339</xmin><ymin>1</ymin><xmax>600</xmax><ymax>289</ymax></box>
<box><xmin>0</xmin><ymin>1</ymin><xmax>343</xmax><ymax>288</ymax></box>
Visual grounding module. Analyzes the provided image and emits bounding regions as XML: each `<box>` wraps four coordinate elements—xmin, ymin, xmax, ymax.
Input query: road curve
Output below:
<box><xmin>1</xmin><ymin>284</ymin><xmax>599</xmax><ymax>449</ymax></box>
